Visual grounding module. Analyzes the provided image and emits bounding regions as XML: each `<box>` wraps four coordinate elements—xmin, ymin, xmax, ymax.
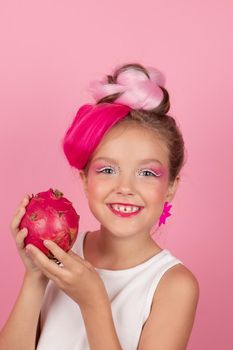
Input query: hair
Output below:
<box><xmin>62</xmin><ymin>62</ymin><xmax>186</xmax><ymax>185</ymax></box>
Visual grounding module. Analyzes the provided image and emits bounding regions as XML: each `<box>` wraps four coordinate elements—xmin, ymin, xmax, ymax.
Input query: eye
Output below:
<box><xmin>138</xmin><ymin>169</ymin><xmax>161</xmax><ymax>177</ymax></box>
<box><xmin>96</xmin><ymin>167</ymin><xmax>115</xmax><ymax>174</ymax></box>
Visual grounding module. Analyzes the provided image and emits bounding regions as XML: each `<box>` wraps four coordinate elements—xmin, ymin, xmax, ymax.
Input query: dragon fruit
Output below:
<box><xmin>19</xmin><ymin>188</ymin><xmax>80</xmax><ymax>258</ymax></box>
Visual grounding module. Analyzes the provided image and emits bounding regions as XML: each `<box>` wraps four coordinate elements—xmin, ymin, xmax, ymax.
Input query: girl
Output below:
<box><xmin>0</xmin><ymin>63</ymin><xmax>199</xmax><ymax>350</ymax></box>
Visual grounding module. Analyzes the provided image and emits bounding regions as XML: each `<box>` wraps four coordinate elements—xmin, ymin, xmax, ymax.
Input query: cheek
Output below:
<box><xmin>87</xmin><ymin>180</ymin><xmax>101</xmax><ymax>198</ymax></box>
<box><xmin>86</xmin><ymin>174</ymin><xmax>108</xmax><ymax>199</ymax></box>
<box><xmin>147</xmin><ymin>188</ymin><xmax>165</xmax><ymax>203</ymax></box>
<box><xmin>145</xmin><ymin>180</ymin><xmax>168</xmax><ymax>202</ymax></box>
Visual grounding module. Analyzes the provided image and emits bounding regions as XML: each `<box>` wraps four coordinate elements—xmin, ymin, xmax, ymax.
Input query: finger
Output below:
<box><xmin>68</xmin><ymin>250</ymin><xmax>77</xmax><ymax>257</ymax></box>
<box><xmin>15</xmin><ymin>195</ymin><xmax>31</xmax><ymax>214</ymax></box>
<box><xmin>15</xmin><ymin>228</ymin><xmax>28</xmax><ymax>249</ymax></box>
<box><xmin>10</xmin><ymin>196</ymin><xmax>30</xmax><ymax>234</ymax></box>
<box><xmin>25</xmin><ymin>244</ymin><xmax>65</xmax><ymax>279</ymax></box>
<box><xmin>10</xmin><ymin>207</ymin><xmax>27</xmax><ymax>235</ymax></box>
<box><xmin>68</xmin><ymin>250</ymin><xmax>92</xmax><ymax>268</ymax></box>
<box><xmin>43</xmin><ymin>240</ymin><xmax>73</xmax><ymax>268</ymax></box>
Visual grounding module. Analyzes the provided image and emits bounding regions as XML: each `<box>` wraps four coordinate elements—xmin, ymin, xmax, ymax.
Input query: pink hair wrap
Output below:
<box><xmin>89</xmin><ymin>66</ymin><xmax>165</xmax><ymax>110</ymax></box>
<box><xmin>62</xmin><ymin>103</ymin><xmax>131</xmax><ymax>169</ymax></box>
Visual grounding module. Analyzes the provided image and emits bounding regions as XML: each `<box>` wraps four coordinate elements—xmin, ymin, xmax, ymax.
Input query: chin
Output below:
<box><xmin>99</xmin><ymin>223</ymin><xmax>143</xmax><ymax>239</ymax></box>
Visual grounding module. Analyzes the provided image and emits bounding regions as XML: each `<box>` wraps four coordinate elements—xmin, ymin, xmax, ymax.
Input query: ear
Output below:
<box><xmin>79</xmin><ymin>170</ymin><xmax>88</xmax><ymax>196</ymax></box>
<box><xmin>165</xmin><ymin>175</ymin><xmax>180</xmax><ymax>202</ymax></box>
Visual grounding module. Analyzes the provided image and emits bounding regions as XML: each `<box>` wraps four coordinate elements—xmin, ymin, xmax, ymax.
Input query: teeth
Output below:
<box><xmin>110</xmin><ymin>204</ymin><xmax>140</xmax><ymax>213</ymax></box>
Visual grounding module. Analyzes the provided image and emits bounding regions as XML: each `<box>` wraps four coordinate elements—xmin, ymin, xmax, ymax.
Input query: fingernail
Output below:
<box><xmin>43</xmin><ymin>240</ymin><xmax>50</xmax><ymax>246</ymax></box>
<box><xmin>25</xmin><ymin>246</ymin><xmax>31</xmax><ymax>255</ymax></box>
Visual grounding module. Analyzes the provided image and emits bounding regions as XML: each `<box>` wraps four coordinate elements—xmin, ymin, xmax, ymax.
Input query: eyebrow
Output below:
<box><xmin>92</xmin><ymin>157</ymin><xmax>163</xmax><ymax>166</ymax></box>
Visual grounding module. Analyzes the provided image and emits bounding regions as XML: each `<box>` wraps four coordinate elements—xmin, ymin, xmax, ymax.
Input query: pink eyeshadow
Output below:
<box><xmin>149</xmin><ymin>167</ymin><xmax>166</xmax><ymax>176</ymax></box>
<box><xmin>91</xmin><ymin>162</ymin><xmax>110</xmax><ymax>170</ymax></box>
<box><xmin>91</xmin><ymin>162</ymin><xmax>167</xmax><ymax>177</ymax></box>
<box><xmin>89</xmin><ymin>163</ymin><xmax>109</xmax><ymax>173</ymax></box>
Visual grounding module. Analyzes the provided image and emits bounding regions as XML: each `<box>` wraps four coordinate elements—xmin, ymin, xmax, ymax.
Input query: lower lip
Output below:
<box><xmin>107</xmin><ymin>204</ymin><xmax>143</xmax><ymax>218</ymax></box>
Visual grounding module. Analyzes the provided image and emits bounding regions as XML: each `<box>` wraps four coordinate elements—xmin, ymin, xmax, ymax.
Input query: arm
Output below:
<box><xmin>0</xmin><ymin>273</ymin><xmax>48</xmax><ymax>350</ymax></box>
<box><xmin>0</xmin><ymin>195</ymin><xmax>48</xmax><ymax>350</ymax></box>
<box><xmin>80</xmin><ymin>295</ymin><xmax>122</xmax><ymax>350</ymax></box>
<box><xmin>137</xmin><ymin>264</ymin><xmax>199</xmax><ymax>350</ymax></box>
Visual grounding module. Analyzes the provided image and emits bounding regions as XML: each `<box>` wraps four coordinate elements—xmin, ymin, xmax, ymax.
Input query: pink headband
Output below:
<box><xmin>89</xmin><ymin>66</ymin><xmax>165</xmax><ymax>110</ymax></box>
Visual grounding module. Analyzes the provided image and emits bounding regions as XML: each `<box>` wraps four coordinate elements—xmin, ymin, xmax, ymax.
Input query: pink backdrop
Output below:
<box><xmin>0</xmin><ymin>1</ymin><xmax>232</xmax><ymax>348</ymax></box>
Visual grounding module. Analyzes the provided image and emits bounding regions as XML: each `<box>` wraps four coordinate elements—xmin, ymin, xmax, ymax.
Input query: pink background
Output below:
<box><xmin>0</xmin><ymin>1</ymin><xmax>232</xmax><ymax>348</ymax></box>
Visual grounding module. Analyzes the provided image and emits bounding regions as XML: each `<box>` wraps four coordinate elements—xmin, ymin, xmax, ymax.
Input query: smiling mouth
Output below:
<box><xmin>107</xmin><ymin>204</ymin><xmax>143</xmax><ymax>218</ymax></box>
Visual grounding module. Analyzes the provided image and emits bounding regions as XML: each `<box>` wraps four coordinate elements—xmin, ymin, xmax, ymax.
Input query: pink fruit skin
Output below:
<box><xmin>19</xmin><ymin>188</ymin><xmax>80</xmax><ymax>257</ymax></box>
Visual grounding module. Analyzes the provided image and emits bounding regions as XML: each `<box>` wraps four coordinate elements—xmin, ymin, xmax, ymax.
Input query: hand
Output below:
<box><xmin>10</xmin><ymin>195</ymin><xmax>48</xmax><ymax>283</ymax></box>
<box><xmin>25</xmin><ymin>240</ymin><xmax>109</xmax><ymax>310</ymax></box>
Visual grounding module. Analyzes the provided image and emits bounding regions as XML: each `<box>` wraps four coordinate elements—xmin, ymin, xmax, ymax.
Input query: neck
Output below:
<box><xmin>85</xmin><ymin>227</ymin><xmax>161</xmax><ymax>270</ymax></box>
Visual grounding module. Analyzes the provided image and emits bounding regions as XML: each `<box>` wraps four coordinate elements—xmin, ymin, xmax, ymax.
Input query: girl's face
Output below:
<box><xmin>79</xmin><ymin>123</ymin><xmax>179</xmax><ymax>238</ymax></box>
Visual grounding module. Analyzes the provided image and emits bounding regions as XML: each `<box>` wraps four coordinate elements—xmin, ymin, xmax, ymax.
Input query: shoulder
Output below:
<box><xmin>137</xmin><ymin>263</ymin><xmax>200</xmax><ymax>349</ymax></box>
<box><xmin>155</xmin><ymin>263</ymin><xmax>200</xmax><ymax>302</ymax></box>
<box><xmin>152</xmin><ymin>263</ymin><xmax>200</xmax><ymax>318</ymax></box>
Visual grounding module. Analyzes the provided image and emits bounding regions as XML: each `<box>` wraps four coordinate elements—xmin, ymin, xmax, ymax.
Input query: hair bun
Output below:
<box><xmin>89</xmin><ymin>65</ymin><xmax>166</xmax><ymax>111</ymax></box>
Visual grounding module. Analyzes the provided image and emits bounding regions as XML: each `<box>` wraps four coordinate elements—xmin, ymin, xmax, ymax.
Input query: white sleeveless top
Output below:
<box><xmin>37</xmin><ymin>231</ymin><xmax>184</xmax><ymax>350</ymax></box>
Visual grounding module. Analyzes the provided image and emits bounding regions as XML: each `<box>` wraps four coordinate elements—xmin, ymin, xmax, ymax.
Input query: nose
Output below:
<box><xmin>115</xmin><ymin>173</ymin><xmax>136</xmax><ymax>196</ymax></box>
